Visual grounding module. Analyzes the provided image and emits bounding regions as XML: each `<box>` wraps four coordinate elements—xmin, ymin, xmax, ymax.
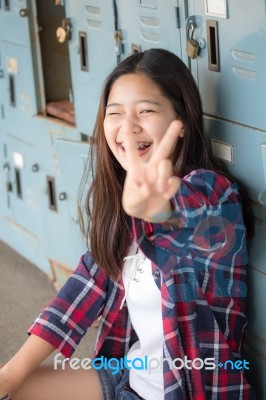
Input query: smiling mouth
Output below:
<box><xmin>117</xmin><ymin>142</ymin><xmax>152</xmax><ymax>153</ymax></box>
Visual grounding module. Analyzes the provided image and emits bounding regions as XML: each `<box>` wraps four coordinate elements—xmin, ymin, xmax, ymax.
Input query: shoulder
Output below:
<box><xmin>181</xmin><ymin>168</ymin><xmax>240</xmax><ymax>206</ymax></box>
<box><xmin>75</xmin><ymin>250</ymin><xmax>111</xmax><ymax>285</ymax></box>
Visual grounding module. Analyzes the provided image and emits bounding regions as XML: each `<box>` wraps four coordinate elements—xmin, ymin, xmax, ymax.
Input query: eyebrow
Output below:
<box><xmin>105</xmin><ymin>100</ymin><xmax>161</xmax><ymax>109</ymax></box>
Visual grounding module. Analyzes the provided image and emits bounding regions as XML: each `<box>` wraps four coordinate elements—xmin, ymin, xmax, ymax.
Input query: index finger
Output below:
<box><xmin>149</xmin><ymin>120</ymin><xmax>184</xmax><ymax>165</ymax></box>
<box><xmin>123</xmin><ymin>131</ymin><xmax>142</xmax><ymax>171</ymax></box>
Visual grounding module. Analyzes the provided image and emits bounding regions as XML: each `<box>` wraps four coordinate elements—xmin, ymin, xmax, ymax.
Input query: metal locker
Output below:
<box><xmin>186</xmin><ymin>0</ymin><xmax>266</xmax><ymax>397</ymax></box>
<box><xmin>188</xmin><ymin>0</ymin><xmax>266</xmax><ymax>131</ymax></box>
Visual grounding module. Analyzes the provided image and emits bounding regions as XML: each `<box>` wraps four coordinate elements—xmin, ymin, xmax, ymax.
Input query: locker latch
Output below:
<box><xmin>19</xmin><ymin>9</ymin><xmax>29</xmax><ymax>17</ymax></box>
<box><xmin>3</xmin><ymin>162</ymin><xmax>12</xmax><ymax>193</ymax></box>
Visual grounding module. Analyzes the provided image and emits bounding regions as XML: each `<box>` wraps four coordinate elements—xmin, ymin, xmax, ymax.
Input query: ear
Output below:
<box><xmin>179</xmin><ymin>123</ymin><xmax>185</xmax><ymax>137</ymax></box>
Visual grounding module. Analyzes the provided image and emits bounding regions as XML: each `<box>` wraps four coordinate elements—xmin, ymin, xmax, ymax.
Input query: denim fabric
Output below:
<box><xmin>96</xmin><ymin>362</ymin><xmax>142</xmax><ymax>400</ymax></box>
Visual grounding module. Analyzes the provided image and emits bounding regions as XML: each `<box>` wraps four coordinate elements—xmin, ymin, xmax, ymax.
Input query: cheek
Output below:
<box><xmin>103</xmin><ymin>119</ymin><xmax>108</xmax><ymax>138</ymax></box>
<box><xmin>103</xmin><ymin>121</ymin><xmax>113</xmax><ymax>146</ymax></box>
<box><xmin>151</xmin><ymin>125</ymin><xmax>168</xmax><ymax>144</ymax></box>
<box><xmin>153</xmin><ymin>118</ymin><xmax>177</xmax><ymax>143</ymax></box>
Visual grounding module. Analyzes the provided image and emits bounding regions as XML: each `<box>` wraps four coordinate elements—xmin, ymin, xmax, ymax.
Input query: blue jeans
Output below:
<box><xmin>96</xmin><ymin>362</ymin><xmax>143</xmax><ymax>400</ymax></box>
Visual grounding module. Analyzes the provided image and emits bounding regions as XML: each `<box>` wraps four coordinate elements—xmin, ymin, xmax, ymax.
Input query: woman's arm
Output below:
<box><xmin>0</xmin><ymin>334</ymin><xmax>55</xmax><ymax>396</ymax></box>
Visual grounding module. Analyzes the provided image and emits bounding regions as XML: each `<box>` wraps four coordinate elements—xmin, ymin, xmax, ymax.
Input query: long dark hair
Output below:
<box><xmin>79</xmin><ymin>48</ymin><xmax>253</xmax><ymax>279</ymax></box>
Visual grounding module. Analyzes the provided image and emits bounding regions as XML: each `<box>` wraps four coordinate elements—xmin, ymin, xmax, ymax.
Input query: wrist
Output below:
<box><xmin>0</xmin><ymin>368</ymin><xmax>14</xmax><ymax>398</ymax></box>
<box><xmin>0</xmin><ymin>363</ymin><xmax>25</xmax><ymax>396</ymax></box>
<box><xmin>143</xmin><ymin>201</ymin><xmax>173</xmax><ymax>223</ymax></box>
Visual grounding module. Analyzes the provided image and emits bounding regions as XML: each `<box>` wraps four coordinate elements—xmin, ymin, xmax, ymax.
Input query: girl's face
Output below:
<box><xmin>104</xmin><ymin>73</ymin><xmax>178</xmax><ymax>170</ymax></box>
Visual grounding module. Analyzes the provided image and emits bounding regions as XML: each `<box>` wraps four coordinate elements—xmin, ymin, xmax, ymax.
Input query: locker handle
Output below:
<box><xmin>9</xmin><ymin>75</ymin><xmax>16</xmax><ymax>107</ymax></box>
<box><xmin>15</xmin><ymin>168</ymin><xmax>22</xmax><ymax>198</ymax></box>
<box><xmin>3</xmin><ymin>0</ymin><xmax>10</xmax><ymax>11</ymax></box>
<box><xmin>79</xmin><ymin>32</ymin><xmax>89</xmax><ymax>71</ymax></box>
<box><xmin>47</xmin><ymin>176</ymin><xmax>57</xmax><ymax>211</ymax></box>
<box><xmin>206</xmin><ymin>20</ymin><xmax>220</xmax><ymax>72</ymax></box>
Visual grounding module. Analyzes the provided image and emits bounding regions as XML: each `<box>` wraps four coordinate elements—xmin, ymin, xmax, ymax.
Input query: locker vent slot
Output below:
<box><xmin>79</xmin><ymin>32</ymin><xmax>89</xmax><ymax>71</ymax></box>
<box><xmin>85</xmin><ymin>5</ymin><xmax>101</xmax><ymax>28</ymax></box>
<box><xmin>139</xmin><ymin>16</ymin><xmax>159</xmax><ymax>27</ymax></box>
<box><xmin>140</xmin><ymin>31</ymin><xmax>160</xmax><ymax>43</ymax></box>
<box><xmin>85</xmin><ymin>6</ymin><xmax>100</xmax><ymax>15</ymax></box>
<box><xmin>15</xmin><ymin>168</ymin><xmax>22</xmax><ymax>198</ymax></box>
<box><xmin>232</xmin><ymin>67</ymin><xmax>256</xmax><ymax>80</ymax></box>
<box><xmin>207</xmin><ymin>20</ymin><xmax>220</xmax><ymax>72</ymax></box>
<box><xmin>139</xmin><ymin>0</ymin><xmax>157</xmax><ymax>8</ymax></box>
<box><xmin>9</xmin><ymin>75</ymin><xmax>16</xmax><ymax>106</ymax></box>
<box><xmin>47</xmin><ymin>176</ymin><xmax>57</xmax><ymax>211</ymax></box>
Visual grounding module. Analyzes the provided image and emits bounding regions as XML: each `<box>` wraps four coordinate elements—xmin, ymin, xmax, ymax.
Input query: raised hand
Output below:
<box><xmin>122</xmin><ymin>120</ymin><xmax>184</xmax><ymax>222</ymax></box>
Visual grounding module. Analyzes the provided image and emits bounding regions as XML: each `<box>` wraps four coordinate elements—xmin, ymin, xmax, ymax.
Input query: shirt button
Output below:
<box><xmin>154</xmin><ymin>270</ymin><xmax>160</xmax><ymax>278</ymax></box>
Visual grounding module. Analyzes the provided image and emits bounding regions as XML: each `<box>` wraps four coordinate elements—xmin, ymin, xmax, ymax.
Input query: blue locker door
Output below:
<box><xmin>55</xmin><ymin>139</ymin><xmax>90</xmax><ymax>257</ymax></box>
<box><xmin>0</xmin><ymin>0</ymin><xmax>31</xmax><ymax>45</ymax></box>
<box><xmin>0</xmin><ymin>0</ymin><xmax>39</xmax><ymax>127</ymax></box>
<box><xmin>54</xmin><ymin>139</ymin><xmax>90</xmax><ymax>284</ymax></box>
<box><xmin>0</xmin><ymin>132</ymin><xmax>50</xmax><ymax>273</ymax></box>
<box><xmin>0</xmin><ymin>132</ymin><xmax>12</xmax><ymax>220</ymax></box>
<box><xmin>65</xmin><ymin>0</ymin><xmax>117</xmax><ymax>135</ymax></box>
<box><xmin>116</xmin><ymin>0</ymin><xmax>183</xmax><ymax>57</ymax></box>
<box><xmin>188</xmin><ymin>0</ymin><xmax>266</xmax><ymax>131</ymax></box>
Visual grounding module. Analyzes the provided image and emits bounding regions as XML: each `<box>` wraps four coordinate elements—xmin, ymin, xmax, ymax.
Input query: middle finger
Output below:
<box><xmin>149</xmin><ymin>120</ymin><xmax>184</xmax><ymax>165</ymax></box>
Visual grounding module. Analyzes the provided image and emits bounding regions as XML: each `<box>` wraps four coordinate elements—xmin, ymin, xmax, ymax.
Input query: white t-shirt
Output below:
<box><xmin>122</xmin><ymin>243</ymin><xmax>164</xmax><ymax>400</ymax></box>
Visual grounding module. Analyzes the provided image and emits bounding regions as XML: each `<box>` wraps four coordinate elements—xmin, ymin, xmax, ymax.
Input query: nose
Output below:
<box><xmin>120</xmin><ymin>115</ymin><xmax>141</xmax><ymax>136</ymax></box>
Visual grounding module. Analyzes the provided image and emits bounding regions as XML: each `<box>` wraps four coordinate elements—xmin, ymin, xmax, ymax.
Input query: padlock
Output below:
<box><xmin>186</xmin><ymin>21</ymin><xmax>200</xmax><ymax>59</ymax></box>
<box><xmin>186</xmin><ymin>38</ymin><xmax>200</xmax><ymax>59</ymax></box>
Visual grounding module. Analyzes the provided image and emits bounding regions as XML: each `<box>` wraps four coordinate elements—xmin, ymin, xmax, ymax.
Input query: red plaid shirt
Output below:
<box><xmin>28</xmin><ymin>169</ymin><xmax>255</xmax><ymax>399</ymax></box>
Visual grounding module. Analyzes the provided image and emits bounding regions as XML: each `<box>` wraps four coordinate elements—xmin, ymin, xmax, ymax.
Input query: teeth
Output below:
<box><xmin>138</xmin><ymin>142</ymin><xmax>151</xmax><ymax>150</ymax></box>
<box><xmin>117</xmin><ymin>142</ymin><xmax>151</xmax><ymax>151</ymax></box>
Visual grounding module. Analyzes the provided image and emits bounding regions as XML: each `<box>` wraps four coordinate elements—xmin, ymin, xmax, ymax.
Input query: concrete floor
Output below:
<box><xmin>0</xmin><ymin>240</ymin><xmax>98</xmax><ymax>365</ymax></box>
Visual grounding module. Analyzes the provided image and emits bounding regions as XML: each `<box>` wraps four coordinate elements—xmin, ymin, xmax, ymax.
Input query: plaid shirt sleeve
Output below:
<box><xmin>133</xmin><ymin>169</ymin><xmax>249</xmax><ymax>269</ymax></box>
<box><xmin>28</xmin><ymin>252</ymin><xmax>110</xmax><ymax>357</ymax></box>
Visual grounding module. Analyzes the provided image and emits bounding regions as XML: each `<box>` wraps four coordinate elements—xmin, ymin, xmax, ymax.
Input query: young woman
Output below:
<box><xmin>0</xmin><ymin>49</ymin><xmax>255</xmax><ymax>399</ymax></box>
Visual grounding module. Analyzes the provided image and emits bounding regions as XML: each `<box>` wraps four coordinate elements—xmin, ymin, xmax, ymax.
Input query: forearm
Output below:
<box><xmin>0</xmin><ymin>334</ymin><xmax>55</xmax><ymax>394</ymax></box>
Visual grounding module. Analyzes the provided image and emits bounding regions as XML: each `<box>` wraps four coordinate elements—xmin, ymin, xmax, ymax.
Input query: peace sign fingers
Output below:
<box><xmin>149</xmin><ymin>119</ymin><xmax>184</xmax><ymax>166</ymax></box>
<box><xmin>122</xmin><ymin>119</ymin><xmax>183</xmax><ymax>221</ymax></box>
